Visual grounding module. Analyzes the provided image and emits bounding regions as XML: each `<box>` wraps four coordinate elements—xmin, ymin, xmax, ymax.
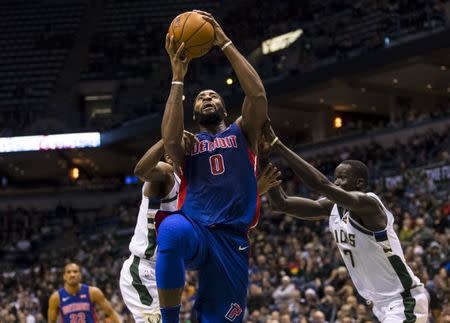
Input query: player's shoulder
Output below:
<box><xmin>49</xmin><ymin>290</ymin><xmax>60</xmax><ymax>304</ymax></box>
<box><xmin>349</xmin><ymin>191</ymin><xmax>381</xmax><ymax>207</ymax></box>
<box><xmin>88</xmin><ymin>285</ymin><xmax>104</xmax><ymax>301</ymax></box>
<box><xmin>88</xmin><ymin>285</ymin><xmax>101</xmax><ymax>294</ymax></box>
<box><xmin>360</xmin><ymin>191</ymin><xmax>384</xmax><ymax>207</ymax></box>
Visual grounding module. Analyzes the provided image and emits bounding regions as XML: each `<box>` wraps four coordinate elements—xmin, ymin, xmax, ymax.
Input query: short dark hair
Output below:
<box><xmin>195</xmin><ymin>89</ymin><xmax>226</xmax><ymax>110</ymax></box>
<box><xmin>341</xmin><ymin>160</ymin><xmax>369</xmax><ymax>187</ymax></box>
<box><xmin>64</xmin><ymin>262</ymin><xmax>80</xmax><ymax>272</ymax></box>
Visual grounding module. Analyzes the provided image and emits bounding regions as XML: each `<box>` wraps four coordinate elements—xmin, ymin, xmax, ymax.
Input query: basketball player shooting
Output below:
<box><xmin>157</xmin><ymin>10</ymin><xmax>268</xmax><ymax>323</ymax></box>
<box><xmin>262</xmin><ymin>124</ymin><xmax>429</xmax><ymax>323</ymax></box>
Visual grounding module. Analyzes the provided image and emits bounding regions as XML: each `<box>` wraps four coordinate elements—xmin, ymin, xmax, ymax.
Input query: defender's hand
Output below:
<box><xmin>183</xmin><ymin>130</ymin><xmax>199</xmax><ymax>155</ymax></box>
<box><xmin>165</xmin><ymin>33</ymin><xmax>190</xmax><ymax>80</ymax></box>
<box><xmin>193</xmin><ymin>10</ymin><xmax>230</xmax><ymax>48</ymax></box>
<box><xmin>257</xmin><ymin>163</ymin><xmax>282</xmax><ymax>195</ymax></box>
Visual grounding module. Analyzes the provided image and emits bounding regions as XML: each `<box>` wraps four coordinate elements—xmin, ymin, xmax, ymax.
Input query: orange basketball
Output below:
<box><xmin>168</xmin><ymin>11</ymin><xmax>215</xmax><ymax>59</ymax></box>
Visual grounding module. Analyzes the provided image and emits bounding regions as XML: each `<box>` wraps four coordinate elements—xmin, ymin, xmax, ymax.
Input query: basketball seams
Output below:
<box><xmin>183</xmin><ymin>20</ymin><xmax>207</xmax><ymax>48</ymax></box>
<box><xmin>185</xmin><ymin>40</ymin><xmax>214</xmax><ymax>55</ymax></box>
<box><xmin>168</xmin><ymin>11</ymin><xmax>214</xmax><ymax>58</ymax></box>
<box><xmin>185</xmin><ymin>37</ymin><xmax>215</xmax><ymax>48</ymax></box>
<box><xmin>178</xmin><ymin>11</ymin><xmax>192</xmax><ymax>44</ymax></box>
<box><xmin>170</xmin><ymin>20</ymin><xmax>177</xmax><ymax>43</ymax></box>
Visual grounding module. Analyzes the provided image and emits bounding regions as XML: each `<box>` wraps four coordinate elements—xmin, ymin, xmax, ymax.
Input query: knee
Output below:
<box><xmin>157</xmin><ymin>214</ymin><xmax>194</xmax><ymax>253</ymax></box>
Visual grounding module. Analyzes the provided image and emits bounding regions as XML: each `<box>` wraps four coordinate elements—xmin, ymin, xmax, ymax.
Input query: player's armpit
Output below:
<box><xmin>90</xmin><ymin>287</ymin><xmax>122</xmax><ymax>323</ymax></box>
<box><xmin>47</xmin><ymin>292</ymin><xmax>59</xmax><ymax>323</ymax></box>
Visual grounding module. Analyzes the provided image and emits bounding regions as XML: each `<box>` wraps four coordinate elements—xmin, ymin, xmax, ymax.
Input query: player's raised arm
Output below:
<box><xmin>134</xmin><ymin>139</ymin><xmax>170</xmax><ymax>183</ymax></box>
<box><xmin>268</xmin><ymin>184</ymin><xmax>332</xmax><ymax>220</ymax></box>
<box><xmin>47</xmin><ymin>291</ymin><xmax>59</xmax><ymax>323</ymax></box>
<box><xmin>196</xmin><ymin>10</ymin><xmax>268</xmax><ymax>150</ymax></box>
<box><xmin>161</xmin><ymin>34</ymin><xmax>191</xmax><ymax>166</ymax></box>
<box><xmin>264</xmin><ymin>125</ymin><xmax>379</xmax><ymax>213</ymax></box>
<box><xmin>134</xmin><ymin>131</ymin><xmax>198</xmax><ymax>183</ymax></box>
<box><xmin>89</xmin><ymin>286</ymin><xmax>121</xmax><ymax>323</ymax></box>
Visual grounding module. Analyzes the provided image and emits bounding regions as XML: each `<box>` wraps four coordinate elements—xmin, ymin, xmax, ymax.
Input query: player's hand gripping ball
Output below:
<box><xmin>168</xmin><ymin>11</ymin><xmax>215</xmax><ymax>59</ymax></box>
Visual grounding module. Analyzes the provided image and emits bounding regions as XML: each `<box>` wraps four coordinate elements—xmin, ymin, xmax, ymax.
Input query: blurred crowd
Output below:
<box><xmin>2</xmin><ymin>0</ymin><xmax>448</xmax><ymax>136</ymax></box>
<box><xmin>1</xmin><ymin>123</ymin><xmax>449</xmax><ymax>322</ymax></box>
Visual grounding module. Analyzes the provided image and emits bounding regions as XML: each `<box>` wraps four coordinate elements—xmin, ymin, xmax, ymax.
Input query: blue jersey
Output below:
<box><xmin>58</xmin><ymin>284</ymin><xmax>97</xmax><ymax>323</ymax></box>
<box><xmin>179</xmin><ymin>122</ymin><xmax>260</xmax><ymax>232</ymax></box>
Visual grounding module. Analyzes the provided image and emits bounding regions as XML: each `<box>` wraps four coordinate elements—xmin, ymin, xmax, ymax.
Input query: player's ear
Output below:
<box><xmin>356</xmin><ymin>178</ymin><xmax>365</xmax><ymax>190</ymax></box>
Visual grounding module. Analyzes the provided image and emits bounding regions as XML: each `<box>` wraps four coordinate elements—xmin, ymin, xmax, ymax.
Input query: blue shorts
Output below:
<box><xmin>156</xmin><ymin>211</ymin><xmax>249</xmax><ymax>323</ymax></box>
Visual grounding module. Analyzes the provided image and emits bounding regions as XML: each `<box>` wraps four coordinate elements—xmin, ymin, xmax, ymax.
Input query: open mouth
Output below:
<box><xmin>202</xmin><ymin>102</ymin><xmax>215</xmax><ymax>111</ymax></box>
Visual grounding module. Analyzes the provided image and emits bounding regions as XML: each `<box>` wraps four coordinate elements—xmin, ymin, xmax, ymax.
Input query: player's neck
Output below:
<box><xmin>64</xmin><ymin>283</ymin><xmax>81</xmax><ymax>295</ymax></box>
<box><xmin>199</xmin><ymin>121</ymin><xmax>227</xmax><ymax>135</ymax></box>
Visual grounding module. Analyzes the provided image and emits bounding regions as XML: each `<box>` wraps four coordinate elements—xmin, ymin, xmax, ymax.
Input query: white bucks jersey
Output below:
<box><xmin>329</xmin><ymin>192</ymin><xmax>421</xmax><ymax>305</ymax></box>
<box><xmin>128</xmin><ymin>174</ymin><xmax>180</xmax><ymax>260</ymax></box>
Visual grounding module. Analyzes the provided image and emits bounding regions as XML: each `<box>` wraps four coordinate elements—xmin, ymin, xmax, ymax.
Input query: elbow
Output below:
<box><xmin>270</xmin><ymin>197</ymin><xmax>286</xmax><ymax>212</ymax></box>
<box><xmin>133</xmin><ymin>164</ymin><xmax>146</xmax><ymax>182</ymax></box>
<box><xmin>133</xmin><ymin>162</ymin><xmax>143</xmax><ymax>177</ymax></box>
<box><xmin>248</xmin><ymin>93</ymin><xmax>267</xmax><ymax>105</ymax></box>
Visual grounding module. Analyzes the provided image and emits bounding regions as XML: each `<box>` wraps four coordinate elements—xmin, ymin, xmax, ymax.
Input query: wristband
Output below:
<box><xmin>270</xmin><ymin>137</ymin><xmax>279</xmax><ymax>147</ymax></box>
<box><xmin>171</xmin><ymin>81</ymin><xmax>183</xmax><ymax>86</ymax></box>
<box><xmin>221</xmin><ymin>41</ymin><xmax>232</xmax><ymax>51</ymax></box>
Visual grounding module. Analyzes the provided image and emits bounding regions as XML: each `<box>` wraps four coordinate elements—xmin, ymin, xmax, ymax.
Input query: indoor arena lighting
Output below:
<box><xmin>0</xmin><ymin>132</ymin><xmax>101</xmax><ymax>153</ymax></box>
<box><xmin>334</xmin><ymin>117</ymin><xmax>343</xmax><ymax>129</ymax></box>
<box><xmin>70</xmin><ymin>167</ymin><xmax>80</xmax><ymax>180</ymax></box>
<box><xmin>262</xmin><ymin>29</ymin><xmax>303</xmax><ymax>55</ymax></box>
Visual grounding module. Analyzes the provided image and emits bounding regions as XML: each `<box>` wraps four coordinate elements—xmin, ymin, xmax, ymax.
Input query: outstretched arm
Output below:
<box><xmin>134</xmin><ymin>132</ymin><xmax>198</xmax><ymax>183</ymax></box>
<box><xmin>47</xmin><ymin>292</ymin><xmax>59</xmax><ymax>323</ymax></box>
<box><xmin>90</xmin><ymin>287</ymin><xmax>121</xmax><ymax>323</ymax></box>
<box><xmin>268</xmin><ymin>185</ymin><xmax>332</xmax><ymax>220</ymax></box>
<box><xmin>196</xmin><ymin>11</ymin><xmax>268</xmax><ymax>150</ymax></box>
<box><xmin>265</xmin><ymin>126</ymin><xmax>378</xmax><ymax>213</ymax></box>
<box><xmin>161</xmin><ymin>34</ymin><xmax>191</xmax><ymax>166</ymax></box>
<box><xmin>134</xmin><ymin>139</ymin><xmax>169</xmax><ymax>182</ymax></box>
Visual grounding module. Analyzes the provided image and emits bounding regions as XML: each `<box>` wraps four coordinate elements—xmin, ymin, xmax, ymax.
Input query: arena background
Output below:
<box><xmin>0</xmin><ymin>0</ymin><xmax>449</xmax><ymax>322</ymax></box>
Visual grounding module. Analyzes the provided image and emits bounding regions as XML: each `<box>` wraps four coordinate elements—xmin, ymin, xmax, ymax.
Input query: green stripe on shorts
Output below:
<box><xmin>145</xmin><ymin>227</ymin><xmax>157</xmax><ymax>259</ymax></box>
<box><xmin>388</xmin><ymin>255</ymin><xmax>416</xmax><ymax>322</ymax></box>
<box><xmin>130</xmin><ymin>255</ymin><xmax>153</xmax><ymax>306</ymax></box>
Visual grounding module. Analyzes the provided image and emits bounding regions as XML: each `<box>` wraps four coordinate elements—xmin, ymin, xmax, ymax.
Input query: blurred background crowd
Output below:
<box><xmin>1</xmin><ymin>0</ymin><xmax>450</xmax><ymax>322</ymax></box>
<box><xmin>1</xmin><ymin>123</ymin><xmax>449</xmax><ymax>322</ymax></box>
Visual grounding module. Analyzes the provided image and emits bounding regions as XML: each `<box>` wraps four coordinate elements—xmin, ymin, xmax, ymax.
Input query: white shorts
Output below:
<box><xmin>120</xmin><ymin>254</ymin><xmax>161</xmax><ymax>323</ymax></box>
<box><xmin>373</xmin><ymin>286</ymin><xmax>429</xmax><ymax>323</ymax></box>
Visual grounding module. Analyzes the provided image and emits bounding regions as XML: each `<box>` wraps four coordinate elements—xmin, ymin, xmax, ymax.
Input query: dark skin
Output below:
<box><xmin>161</xmin><ymin>10</ymin><xmax>268</xmax><ymax>168</ymax></box>
<box><xmin>263</xmin><ymin>125</ymin><xmax>386</xmax><ymax>231</ymax></box>
<box><xmin>48</xmin><ymin>264</ymin><xmax>120</xmax><ymax>323</ymax></box>
<box><xmin>134</xmin><ymin>132</ymin><xmax>197</xmax><ymax>199</ymax></box>
<box><xmin>159</xmin><ymin>10</ymin><xmax>268</xmax><ymax>307</ymax></box>
<box><xmin>134</xmin><ymin>139</ymin><xmax>174</xmax><ymax>199</ymax></box>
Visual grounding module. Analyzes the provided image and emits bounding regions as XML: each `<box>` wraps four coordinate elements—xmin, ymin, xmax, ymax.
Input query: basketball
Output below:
<box><xmin>168</xmin><ymin>11</ymin><xmax>215</xmax><ymax>59</ymax></box>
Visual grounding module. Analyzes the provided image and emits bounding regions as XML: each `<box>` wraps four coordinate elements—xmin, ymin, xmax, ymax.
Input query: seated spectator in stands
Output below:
<box><xmin>272</xmin><ymin>275</ymin><xmax>297</xmax><ymax>309</ymax></box>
